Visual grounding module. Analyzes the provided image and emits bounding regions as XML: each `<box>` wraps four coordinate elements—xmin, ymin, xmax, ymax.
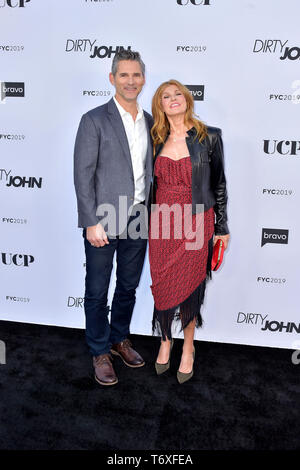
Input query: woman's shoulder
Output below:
<box><xmin>206</xmin><ymin>125</ymin><xmax>222</xmax><ymax>137</ymax></box>
<box><xmin>188</xmin><ymin>124</ymin><xmax>222</xmax><ymax>140</ymax></box>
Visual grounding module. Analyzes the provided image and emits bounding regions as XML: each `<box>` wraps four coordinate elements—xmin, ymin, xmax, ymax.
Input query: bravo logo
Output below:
<box><xmin>0</xmin><ymin>82</ymin><xmax>24</xmax><ymax>102</ymax></box>
<box><xmin>185</xmin><ymin>85</ymin><xmax>204</xmax><ymax>101</ymax></box>
<box><xmin>261</xmin><ymin>228</ymin><xmax>289</xmax><ymax>247</ymax></box>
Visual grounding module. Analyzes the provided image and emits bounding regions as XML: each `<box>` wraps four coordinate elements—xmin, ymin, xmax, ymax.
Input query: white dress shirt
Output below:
<box><xmin>113</xmin><ymin>97</ymin><xmax>148</xmax><ymax>206</ymax></box>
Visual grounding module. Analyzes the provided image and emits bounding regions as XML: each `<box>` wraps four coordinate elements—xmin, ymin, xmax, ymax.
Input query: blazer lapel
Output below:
<box><xmin>144</xmin><ymin>114</ymin><xmax>154</xmax><ymax>173</ymax></box>
<box><xmin>107</xmin><ymin>98</ymin><xmax>133</xmax><ymax>171</ymax></box>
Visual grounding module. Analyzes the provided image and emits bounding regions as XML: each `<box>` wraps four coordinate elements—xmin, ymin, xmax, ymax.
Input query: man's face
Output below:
<box><xmin>109</xmin><ymin>60</ymin><xmax>145</xmax><ymax>103</ymax></box>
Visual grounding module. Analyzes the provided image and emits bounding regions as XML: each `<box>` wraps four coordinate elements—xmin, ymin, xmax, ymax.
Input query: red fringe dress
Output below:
<box><xmin>149</xmin><ymin>155</ymin><xmax>215</xmax><ymax>340</ymax></box>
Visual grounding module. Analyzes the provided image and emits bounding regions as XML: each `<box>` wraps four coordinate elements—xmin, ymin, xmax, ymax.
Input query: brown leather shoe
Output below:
<box><xmin>111</xmin><ymin>339</ymin><xmax>145</xmax><ymax>368</ymax></box>
<box><xmin>93</xmin><ymin>354</ymin><xmax>118</xmax><ymax>386</ymax></box>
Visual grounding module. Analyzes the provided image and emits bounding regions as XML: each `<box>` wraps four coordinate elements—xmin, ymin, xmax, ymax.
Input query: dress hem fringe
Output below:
<box><xmin>152</xmin><ymin>236</ymin><xmax>214</xmax><ymax>341</ymax></box>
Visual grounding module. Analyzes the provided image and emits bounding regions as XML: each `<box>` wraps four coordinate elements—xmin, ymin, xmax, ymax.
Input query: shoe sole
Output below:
<box><xmin>111</xmin><ymin>349</ymin><xmax>145</xmax><ymax>368</ymax></box>
<box><xmin>94</xmin><ymin>374</ymin><xmax>118</xmax><ymax>386</ymax></box>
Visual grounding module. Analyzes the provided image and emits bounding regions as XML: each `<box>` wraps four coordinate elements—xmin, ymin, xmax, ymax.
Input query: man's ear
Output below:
<box><xmin>109</xmin><ymin>73</ymin><xmax>115</xmax><ymax>86</ymax></box>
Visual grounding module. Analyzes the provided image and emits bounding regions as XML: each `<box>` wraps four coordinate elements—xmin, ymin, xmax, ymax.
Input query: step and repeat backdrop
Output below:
<box><xmin>1</xmin><ymin>0</ymin><xmax>299</xmax><ymax>349</ymax></box>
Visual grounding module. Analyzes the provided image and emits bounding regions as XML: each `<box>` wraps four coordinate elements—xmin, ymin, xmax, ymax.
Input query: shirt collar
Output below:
<box><xmin>113</xmin><ymin>96</ymin><xmax>143</xmax><ymax>121</ymax></box>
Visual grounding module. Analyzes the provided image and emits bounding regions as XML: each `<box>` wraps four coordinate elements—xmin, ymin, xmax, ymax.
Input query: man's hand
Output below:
<box><xmin>86</xmin><ymin>223</ymin><xmax>109</xmax><ymax>248</ymax></box>
<box><xmin>213</xmin><ymin>234</ymin><xmax>230</xmax><ymax>250</ymax></box>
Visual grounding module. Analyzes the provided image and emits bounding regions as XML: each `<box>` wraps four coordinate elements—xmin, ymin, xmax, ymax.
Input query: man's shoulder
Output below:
<box><xmin>83</xmin><ymin>101</ymin><xmax>110</xmax><ymax>120</ymax></box>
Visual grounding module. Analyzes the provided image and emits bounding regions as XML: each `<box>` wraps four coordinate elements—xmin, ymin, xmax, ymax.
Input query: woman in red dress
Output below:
<box><xmin>149</xmin><ymin>80</ymin><xmax>230</xmax><ymax>383</ymax></box>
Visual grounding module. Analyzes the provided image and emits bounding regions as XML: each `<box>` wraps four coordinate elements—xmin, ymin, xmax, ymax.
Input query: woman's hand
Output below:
<box><xmin>213</xmin><ymin>234</ymin><xmax>230</xmax><ymax>250</ymax></box>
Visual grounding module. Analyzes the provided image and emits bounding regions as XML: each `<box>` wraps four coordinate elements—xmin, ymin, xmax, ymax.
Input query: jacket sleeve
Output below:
<box><xmin>210</xmin><ymin>129</ymin><xmax>229</xmax><ymax>235</ymax></box>
<box><xmin>73</xmin><ymin>113</ymin><xmax>100</xmax><ymax>228</ymax></box>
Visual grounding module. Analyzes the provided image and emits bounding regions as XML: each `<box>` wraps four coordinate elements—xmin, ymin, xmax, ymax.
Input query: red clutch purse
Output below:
<box><xmin>211</xmin><ymin>239</ymin><xmax>225</xmax><ymax>271</ymax></box>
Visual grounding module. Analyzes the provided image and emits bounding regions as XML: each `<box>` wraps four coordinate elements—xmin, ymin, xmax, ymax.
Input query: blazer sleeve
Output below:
<box><xmin>73</xmin><ymin>112</ymin><xmax>100</xmax><ymax>228</ymax></box>
<box><xmin>210</xmin><ymin>129</ymin><xmax>229</xmax><ymax>235</ymax></box>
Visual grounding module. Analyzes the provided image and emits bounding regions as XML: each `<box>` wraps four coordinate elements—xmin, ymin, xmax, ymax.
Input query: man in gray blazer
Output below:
<box><xmin>74</xmin><ymin>50</ymin><xmax>153</xmax><ymax>386</ymax></box>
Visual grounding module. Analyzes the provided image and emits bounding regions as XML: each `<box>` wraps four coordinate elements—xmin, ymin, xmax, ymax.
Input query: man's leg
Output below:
<box><xmin>83</xmin><ymin>229</ymin><xmax>117</xmax><ymax>356</ymax></box>
<box><xmin>109</xmin><ymin>237</ymin><xmax>147</xmax><ymax>344</ymax></box>
<box><xmin>109</xmin><ymin>215</ymin><xmax>147</xmax><ymax>367</ymax></box>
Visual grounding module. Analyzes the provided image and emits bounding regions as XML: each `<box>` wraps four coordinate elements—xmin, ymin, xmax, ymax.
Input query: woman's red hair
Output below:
<box><xmin>151</xmin><ymin>79</ymin><xmax>207</xmax><ymax>154</ymax></box>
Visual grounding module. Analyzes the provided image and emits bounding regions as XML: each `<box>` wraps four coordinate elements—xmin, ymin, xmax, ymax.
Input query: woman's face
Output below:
<box><xmin>161</xmin><ymin>85</ymin><xmax>187</xmax><ymax>118</ymax></box>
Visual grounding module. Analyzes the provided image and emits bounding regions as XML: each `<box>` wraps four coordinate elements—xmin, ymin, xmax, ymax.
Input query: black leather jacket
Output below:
<box><xmin>151</xmin><ymin>126</ymin><xmax>229</xmax><ymax>235</ymax></box>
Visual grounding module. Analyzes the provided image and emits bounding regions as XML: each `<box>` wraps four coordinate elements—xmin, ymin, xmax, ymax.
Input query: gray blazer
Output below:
<box><xmin>74</xmin><ymin>98</ymin><xmax>153</xmax><ymax>234</ymax></box>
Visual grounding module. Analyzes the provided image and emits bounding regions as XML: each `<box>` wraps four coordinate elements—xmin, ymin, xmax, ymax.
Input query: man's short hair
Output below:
<box><xmin>111</xmin><ymin>50</ymin><xmax>145</xmax><ymax>76</ymax></box>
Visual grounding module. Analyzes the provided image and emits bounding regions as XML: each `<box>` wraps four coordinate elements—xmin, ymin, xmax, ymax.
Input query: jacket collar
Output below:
<box><xmin>187</xmin><ymin>126</ymin><xmax>197</xmax><ymax>138</ymax></box>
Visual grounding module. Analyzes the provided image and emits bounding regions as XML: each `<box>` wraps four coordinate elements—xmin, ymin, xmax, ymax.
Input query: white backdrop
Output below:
<box><xmin>1</xmin><ymin>0</ymin><xmax>299</xmax><ymax>349</ymax></box>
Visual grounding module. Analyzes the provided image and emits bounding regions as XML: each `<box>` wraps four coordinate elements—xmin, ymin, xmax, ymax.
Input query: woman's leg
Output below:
<box><xmin>179</xmin><ymin>317</ymin><xmax>196</xmax><ymax>373</ymax></box>
<box><xmin>156</xmin><ymin>337</ymin><xmax>172</xmax><ymax>364</ymax></box>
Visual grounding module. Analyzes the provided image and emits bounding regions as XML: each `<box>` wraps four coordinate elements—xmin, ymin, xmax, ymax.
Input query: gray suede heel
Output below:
<box><xmin>177</xmin><ymin>347</ymin><xmax>195</xmax><ymax>384</ymax></box>
<box><xmin>155</xmin><ymin>339</ymin><xmax>174</xmax><ymax>375</ymax></box>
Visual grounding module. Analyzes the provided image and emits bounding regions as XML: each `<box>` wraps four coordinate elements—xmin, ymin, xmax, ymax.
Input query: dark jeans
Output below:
<box><xmin>83</xmin><ymin>214</ymin><xmax>147</xmax><ymax>357</ymax></box>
